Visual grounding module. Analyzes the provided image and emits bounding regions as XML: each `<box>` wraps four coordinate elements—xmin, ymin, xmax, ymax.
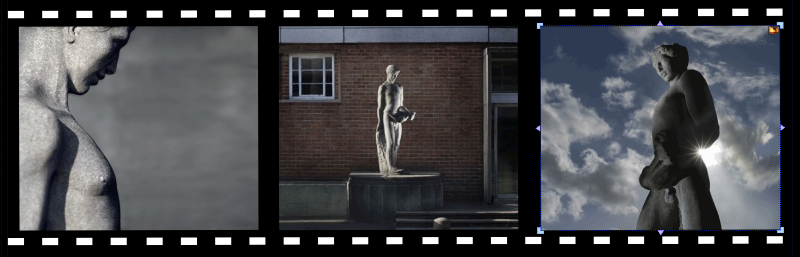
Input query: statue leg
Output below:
<box><xmin>390</xmin><ymin>123</ymin><xmax>402</xmax><ymax>172</ymax></box>
<box><xmin>376</xmin><ymin>126</ymin><xmax>389</xmax><ymax>174</ymax></box>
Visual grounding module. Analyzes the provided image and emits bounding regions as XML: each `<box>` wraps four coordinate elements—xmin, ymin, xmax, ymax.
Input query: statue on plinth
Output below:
<box><xmin>376</xmin><ymin>65</ymin><xmax>416</xmax><ymax>177</ymax></box>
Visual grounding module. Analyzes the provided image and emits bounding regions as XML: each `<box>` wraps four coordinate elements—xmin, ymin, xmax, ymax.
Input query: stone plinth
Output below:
<box><xmin>348</xmin><ymin>172</ymin><xmax>443</xmax><ymax>222</ymax></box>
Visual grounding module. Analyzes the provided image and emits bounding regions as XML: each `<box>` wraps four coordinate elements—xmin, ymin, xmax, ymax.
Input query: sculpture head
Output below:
<box><xmin>63</xmin><ymin>26</ymin><xmax>136</xmax><ymax>95</ymax></box>
<box><xmin>651</xmin><ymin>43</ymin><xmax>688</xmax><ymax>83</ymax></box>
<box><xmin>386</xmin><ymin>65</ymin><xmax>400</xmax><ymax>84</ymax></box>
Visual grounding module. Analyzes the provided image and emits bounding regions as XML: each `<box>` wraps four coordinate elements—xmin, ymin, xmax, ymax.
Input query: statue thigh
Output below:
<box><xmin>674</xmin><ymin>169</ymin><xmax>721</xmax><ymax>230</ymax></box>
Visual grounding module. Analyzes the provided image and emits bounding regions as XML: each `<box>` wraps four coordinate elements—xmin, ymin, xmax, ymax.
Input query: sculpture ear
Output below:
<box><xmin>64</xmin><ymin>26</ymin><xmax>78</xmax><ymax>44</ymax></box>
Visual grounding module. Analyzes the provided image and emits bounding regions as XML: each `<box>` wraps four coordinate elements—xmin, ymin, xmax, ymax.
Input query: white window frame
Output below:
<box><xmin>288</xmin><ymin>54</ymin><xmax>336</xmax><ymax>100</ymax></box>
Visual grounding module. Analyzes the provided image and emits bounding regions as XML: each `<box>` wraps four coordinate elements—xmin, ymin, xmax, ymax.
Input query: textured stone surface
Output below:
<box><xmin>279</xmin><ymin>182</ymin><xmax>347</xmax><ymax>218</ymax></box>
<box><xmin>19</xmin><ymin>26</ymin><xmax>135</xmax><ymax>230</ymax></box>
<box><xmin>348</xmin><ymin>172</ymin><xmax>442</xmax><ymax>222</ymax></box>
<box><xmin>376</xmin><ymin>65</ymin><xmax>416</xmax><ymax>177</ymax></box>
<box><xmin>637</xmin><ymin>43</ymin><xmax>721</xmax><ymax>230</ymax></box>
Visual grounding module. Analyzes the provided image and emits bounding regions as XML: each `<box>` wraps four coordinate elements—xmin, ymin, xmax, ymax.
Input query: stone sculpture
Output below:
<box><xmin>636</xmin><ymin>43</ymin><xmax>722</xmax><ymax>230</ymax></box>
<box><xmin>376</xmin><ymin>65</ymin><xmax>416</xmax><ymax>177</ymax></box>
<box><xmin>19</xmin><ymin>26</ymin><xmax>135</xmax><ymax>230</ymax></box>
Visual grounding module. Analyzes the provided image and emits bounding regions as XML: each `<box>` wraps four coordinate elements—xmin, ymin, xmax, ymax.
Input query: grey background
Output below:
<box><xmin>69</xmin><ymin>26</ymin><xmax>259</xmax><ymax>230</ymax></box>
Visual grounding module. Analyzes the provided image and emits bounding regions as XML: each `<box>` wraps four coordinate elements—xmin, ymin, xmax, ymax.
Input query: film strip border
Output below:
<box><xmin>6</xmin><ymin>235</ymin><xmax>787</xmax><ymax>246</ymax></box>
<box><xmin>4</xmin><ymin>8</ymin><xmax>786</xmax><ymax>19</ymax></box>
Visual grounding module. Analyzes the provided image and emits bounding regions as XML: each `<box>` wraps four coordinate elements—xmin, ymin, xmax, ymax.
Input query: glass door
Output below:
<box><xmin>494</xmin><ymin>105</ymin><xmax>518</xmax><ymax>199</ymax></box>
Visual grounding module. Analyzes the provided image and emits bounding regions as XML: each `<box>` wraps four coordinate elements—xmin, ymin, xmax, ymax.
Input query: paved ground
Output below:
<box><xmin>279</xmin><ymin>199</ymin><xmax>518</xmax><ymax>230</ymax></box>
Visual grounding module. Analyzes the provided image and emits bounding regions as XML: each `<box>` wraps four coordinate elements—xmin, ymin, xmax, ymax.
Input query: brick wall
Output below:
<box><xmin>279</xmin><ymin>43</ymin><xmax>487</xmax><ymax>202</ymax></box>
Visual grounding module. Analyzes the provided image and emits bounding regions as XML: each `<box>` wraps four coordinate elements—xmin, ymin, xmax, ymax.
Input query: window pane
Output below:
<box><xmin>292</xmin><ymin>71</ymin><xmax>298</xmax><ymax>83</ymax></box>
<box><xmin>303</xmin><ymin>84</ymin><xmax>323</xmax><ymax>95</ymax></box>
<box><xmin>325</xmin><ymin>83</ymin><xmax>333</xmax><ymax>97</ymax></box>
<box><xmin>309</xmin><ymin>58</ymin><xmax>323</xmax><ymax>69</ymax></box>
<box><xmin>312</xmin><ymin>84</ymin><xmax>323</xmax><ymax>95</ymax></box>
<box><xmin>325</xmin><ymin>57</ymin><xmax>333</xmax><ymax>69</ymax></box>
<box><xmin>312</xmin><ymin>71</ymin><xmax>323</xmax><ymax>83</ymax></box>
<box><xmin>503</xmin><ymin>79</ymin><xmax>518</xmax><ymax>92</ymax></box>
<box><xmin>505</xmin><ymin>63</ymin><xmax>518</xmax><ymax>76</ymax></box>
<box><xmin>301</xmin><ymin>59</ymin><xmax>311</xmax><ymax>69</ymax></box>
<box><xmin>326</xmin><ymin>71</ymin><xmax>332</xmax><ymax>83</ymax></box>
<box><xmin>302</xmin><ymin>71</ymin><xmax>324</xmax><ymax>84</ymax></box>
<box><xmin>492</xmin><ymin>78</ymin><xmax>501</xmax><ymax>88</ymax></box>
<box><xmin>492</xmin><ymin>65</ymin><xmax>502</xmax><ymax>78</ymax></box>
<box><xmin>292</xmin><ymin>84</ymin><xmax>299</xmax><ymax>97</ymax></box>
<box><xmin>292</xmin><ymin>57</ymin><xmax>298</xmax><ymax>69</ymax></box>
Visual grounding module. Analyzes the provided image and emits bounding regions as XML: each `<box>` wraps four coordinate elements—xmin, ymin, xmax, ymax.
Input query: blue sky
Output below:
<box><xmin>540</xmin><ymin>27</ymin><xmax>780</xmax><ymax>230</ymax></box>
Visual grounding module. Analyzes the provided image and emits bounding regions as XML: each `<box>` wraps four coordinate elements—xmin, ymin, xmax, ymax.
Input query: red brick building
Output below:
<box><xmin>279</xmin><ymin>26</ymin><xmax>517</xmax><ymax>207</ymax></box>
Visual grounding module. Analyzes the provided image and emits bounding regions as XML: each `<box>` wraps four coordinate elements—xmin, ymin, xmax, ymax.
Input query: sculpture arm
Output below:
<box><xmin>677</xmin><ymin>70</ymin><xmax>720</xmax><ymax>155</ymax></box>
<box><xmin>639</xmin><ymin>133</ymin><xmax>685</xmax><ymax>190</ymax></box>
<box><xmin>19</xmin><ymin>100</ymin><xmax>61</xmax><ymax>230</ymax></box>
<box><xmin>377</xmin><ymin>85</ymin><xmax>387</xmax><ymax>130</ymax></box>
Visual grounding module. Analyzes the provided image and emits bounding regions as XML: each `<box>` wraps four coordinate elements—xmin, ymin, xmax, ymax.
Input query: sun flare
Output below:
<box><xmin>698</xmin><ymin>144</ymin><xmax>721</xmax><ymax>166</ymax></box>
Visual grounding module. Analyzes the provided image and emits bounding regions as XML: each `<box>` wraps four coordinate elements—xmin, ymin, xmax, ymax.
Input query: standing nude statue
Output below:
<box><xmin>376</xmin><ymin>65</ymin><xmax>416</xmax><ymax>177</ymax></box>
<box><xmin>636</xmin><ymin>43</ymin><xmax>722</xmax><ymax>230</ymax></box>
<box><xmin>19</xmin><ymin>26</ymin><xmax>135</xmax><ymax>230</ymax></box>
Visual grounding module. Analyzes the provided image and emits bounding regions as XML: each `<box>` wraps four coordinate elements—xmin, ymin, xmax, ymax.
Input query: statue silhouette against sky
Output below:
<box><xmin>637</xmin><ymin>43</ymin><xmax>722</xmax><ymax>230</ymax></box>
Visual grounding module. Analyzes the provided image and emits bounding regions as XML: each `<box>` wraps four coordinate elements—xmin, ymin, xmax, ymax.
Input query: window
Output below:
<box><xmin>491</xmin><ymin>52</ymin><xmax>518</xmax><ymax>93</ymax></box>
<box><xmin>289</xmin><ymin>54</ymin><xmax>335</xmax><ymax>100</ymax></box>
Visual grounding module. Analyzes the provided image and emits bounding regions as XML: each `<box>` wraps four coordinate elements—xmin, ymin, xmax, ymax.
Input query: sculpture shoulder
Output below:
<box><xmin>676</xmin><ymin>70</ymin><xmax>708</xmax><ymax>91</ymax></box>
<box><xmin>19</xmin><ymin>97</ymin><xmax>61</xmax><ymax>169</ymax></box>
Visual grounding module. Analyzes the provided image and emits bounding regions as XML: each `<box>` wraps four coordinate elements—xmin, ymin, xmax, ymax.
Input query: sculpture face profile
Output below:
<box><xmin>376</xmin><ymin>65</ymin><xmax>416</xmax><ymax>177</ymax></box>
<box><xmin>637</xmin><ymin>43</ymin><xmax>722</xmax><ymax>230</ymax></box>
<box><xmin>19</xmin><ymin>26</ymin><xmax>135</xmax><ymax>230</ymax></box>
<box><xmin>63</xmin><ymin>27</ymin><xmax>134</xmax><ymax>95</ymax></box>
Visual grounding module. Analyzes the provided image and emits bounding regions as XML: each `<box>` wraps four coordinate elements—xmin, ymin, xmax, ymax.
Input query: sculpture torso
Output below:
<box><xmin>20</xmin><ymin>95</ymin><xmax>121</xmax><ymax>230</ymax></box>
<box><xmin>637</xmin><ymin>70</ymin><xmax>720</xmax><ymax>230</ymax></box>
<box><xmin>382</xmin><ymin>82</ymin><xmax>403</xmax><ymax>116</ymax></box>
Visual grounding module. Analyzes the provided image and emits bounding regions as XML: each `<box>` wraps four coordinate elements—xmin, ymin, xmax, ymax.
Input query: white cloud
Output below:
<box><xmin>601</xmin><ymin>77</ymin><xmax>633</xmax><ymax>90</ymax></box>
<box><xmin>608</xmin><ymin>141</ymin><xmax>621</xmax><ymax>157</ymax></box>
<box><xmin>541</xmin><ymin>190</ymin><xmax>564</xmax><ymax>223</ymax></box>
<box><xmin>624</xmin><ymin>98</ymin><xmax>657</xmax><ymax>146</ymax></box>
<box><xmin>610</xmin><ymin>26</ymin><xmax>766</xmax><ymax>74</ymax></box>
<box><xmin>688</xmin><ymin>61</ymin><xmax>779</xmax><ymax>101</ymax></box>
<box><xmin>614</xmin><ymin>26</ymin><xmax>765</xmax><ymax>48</ymax></box>
<box><xmin>541</xmin><ymin>79</ymin><xmax>645</xmax><ymax>223</ymax></box>
<box><xmin>554</xmin><ymin>45</ymin><xmax>565</xmax><ymax>59</ymax></box>
<box><xmin>707</xmin><ymin>164</ymin><xmax>779</xmax><ymax>229</ymax></box>
<box><xmin>768</xmin><ymin>90</ymin><xmax>780</xmax><ymax>107</ymax></box>
<box><xmin>601</xmin><ymin>77</ymin><xmax>637</xmax><ymax>108</ymax></box>
<box><xmin>714</xmin><ymin>98</ymin><xmax>780</xmax><ymax>191</ymax></box>
<box><xmin>602</xmin><ymin>91</ymin><xmax>636</xmax><ymax>109</ymax></box>
<box><xmin>613</xmin><ymin>27</ymin><xmax>675</xmax><ymax>48</ymax></box>
<box><xmin>541</xmin><ymin>79</ymin><xmax>612</xmax><ymax>155</ymax></box>
<box><xmin>674</xmin><ymin>27</ymin><xmax>765</xmax><ymax>47</ymax></box>
<box><xmin>609</xmin><ymin>48</ymin><xmax>653</xmax><ymax>74</ymax></box>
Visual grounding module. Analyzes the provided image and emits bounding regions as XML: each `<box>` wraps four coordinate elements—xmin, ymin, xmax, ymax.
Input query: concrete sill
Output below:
<box><xmin>279</xmin><ymin>99</ymin><xmax>342</xmax><ymax>103</ymax></box>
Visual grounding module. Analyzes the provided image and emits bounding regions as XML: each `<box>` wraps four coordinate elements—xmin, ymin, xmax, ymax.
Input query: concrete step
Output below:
<box><xmin>396</xmin><ymin>227</ymin><xmax>519</xmax><ymax>230</ymax></box>
<box><xmin>396</xmin><ymin>218</ymin><xmax>518</xmax><ymax>228</ymax></box>
<box><xmin>395</xmin><ymin>211</ymin><xmax>518</xmax><ymax>220</ymax></box>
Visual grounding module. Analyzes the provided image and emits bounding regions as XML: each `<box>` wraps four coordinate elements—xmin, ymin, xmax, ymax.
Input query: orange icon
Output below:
<box><xmin>769</xmin><ymin>26</ymin><xmax>779</xmax><ymax>35</ymax></box>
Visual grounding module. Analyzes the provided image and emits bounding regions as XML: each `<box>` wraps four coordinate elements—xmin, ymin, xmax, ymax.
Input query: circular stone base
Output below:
<box><xmin>348</xmin><ymin>172</ymin><xmax>443</xmax><ymax>223</ymax></box>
